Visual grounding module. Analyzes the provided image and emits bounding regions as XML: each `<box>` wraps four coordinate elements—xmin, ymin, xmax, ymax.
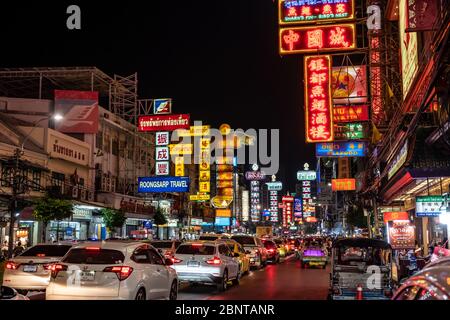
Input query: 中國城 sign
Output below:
<box><xmin>304</xmin><ymin>55</ymin><xmax>334</xmax><ymax>143</ymax></box>
<box><xmin>279</xmin><ymin>0</ymin><xmax>355</xmax><ymax>25</ymax></box>
<box><xmin>138</xmin><ymin>177</ymin><xmax>189</xmax><ymax>193</ymax></box>
<box><xmin>280</xmin><ymin>24</ymin><xmax>356</xmax><ymax>55</ymax></box>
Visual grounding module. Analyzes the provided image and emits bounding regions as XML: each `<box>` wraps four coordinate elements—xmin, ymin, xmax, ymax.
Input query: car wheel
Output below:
<box><xmin>232</xmin><ymin>268</ymin><xmax>241</xmax><ymax>286</ymax></box>
<box><xmin>169</xmin><ymin>280</ymin><xmax>178</xmax><ymax>300</ymax></box>
<box><xmin>135</xmin><ymin>288</ymin><xmax>146</xmax><ymax>300</ymax></box>
<box><xmin>217</xmin><ymin>269</ymin><xmax>228</xmax><ymax>292</ymax></box>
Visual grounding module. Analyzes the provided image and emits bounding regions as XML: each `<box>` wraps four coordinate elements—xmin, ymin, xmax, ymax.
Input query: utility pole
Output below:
<box><xmin>7</xmin><ymin>148</ymin><xmax>21</xmax><ymax>258</ymax></box>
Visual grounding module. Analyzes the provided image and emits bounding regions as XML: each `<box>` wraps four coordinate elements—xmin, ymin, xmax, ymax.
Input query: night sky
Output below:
<box><xmin>1</xmin><ymin>1</ymin><xmax>316</xmax><ymax>191</ymax></box>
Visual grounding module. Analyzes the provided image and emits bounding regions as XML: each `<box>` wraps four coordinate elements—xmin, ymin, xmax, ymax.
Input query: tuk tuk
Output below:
<box><xmin>329</xmin><ymin>238</ymin><xmax>394</xmax><ymax>300</ymax></box>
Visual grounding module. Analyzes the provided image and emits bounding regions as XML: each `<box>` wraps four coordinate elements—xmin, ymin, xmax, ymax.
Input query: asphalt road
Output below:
<box><xmin>25</xmin><ymin>255</ymin><xmax>330</xmax><ymax>300</ymax></box>
<box><xmin>178</xmin><ymin>255</ymin><xmax>330</xmax><ymax>300</ymax></box>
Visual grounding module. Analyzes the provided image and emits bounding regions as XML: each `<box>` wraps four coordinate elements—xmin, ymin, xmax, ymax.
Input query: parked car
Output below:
<box><xmin>216</xmin><ymin>239</ymin><xmax>250</xmax><ymax>275</ymax></box>
<box><xmin>46</xmin><ymin>241</ymin><xmax>178</xmax><ymax>300</ymax></box>
<box><xmin>231</xmin><ymin>235</ymin><xmax>268</xmax><ymax>269</ymax></box>
<box><xmin>2</xmin><ymin>243</ymin><xmax>73</xmax><ymax>293</ymax></box>
<box><xmin>146</xmin><ymin>240</ymin><xmax>181</xmax><ymax>260</ymax></box>
<box><xmin>392</xmin><ymin>264</ymin><xmax>450</xmax><ymax>300</ymax></box>
<box><xmin>262</xmin><ymin>239</ymin><xmax>280</xmax><ymax>264</ymax></box>
<box><xmin>0</xmin><ymin>286</ymin><xmax>29</xmax><ymax>300</ymax></box>
<box><xmin>171</xmin><ymin>241</ymin><xmax>240</xmax><ymax>291</ymax></box>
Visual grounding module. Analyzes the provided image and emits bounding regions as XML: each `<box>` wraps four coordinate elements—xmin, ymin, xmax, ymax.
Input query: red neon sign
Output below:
<box><xmin>333</xmin><ymin>105</ymin><xmax>369</xmax><ymax>123</ymax></box>
<box><xmin>304</xmin><ymin>55</ymin><xmax>334</xmax><ymax>143</ymax></box>
<box><xmin>280</xmin><ymin>24</ymin><xmax>356</xmax><ymax>54</ymax></box>
<box><xmin>331</xmin><ymin>178</ymin><xmax>356</xmax><ymax>191</ymax></box>
<box><xmin>279</xmin><ymin>0</ymin><xmax>355</xmax><ymax>25</ymax></box>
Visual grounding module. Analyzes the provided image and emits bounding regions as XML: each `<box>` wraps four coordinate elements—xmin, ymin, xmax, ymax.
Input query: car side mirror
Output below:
<box><xmin>165</xmin><ymin>258</ymin><xmax>173</xmax><ymax>266</ymax></box>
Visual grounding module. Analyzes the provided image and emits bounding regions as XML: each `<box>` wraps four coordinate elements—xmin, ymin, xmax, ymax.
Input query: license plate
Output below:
<box><xmin>80</xmin><ymin>271</ymin><xmax>95</xmax><ymax>281</ymax></box>
<box><xmin>187</xmin><ymin>261</ymin><xmax>200</xmax><ymax>267</ymax></box>
<box><xmin>23</xmin><ymin>265</ymin><xmax>38</xmax><ymax>272</ymax></box>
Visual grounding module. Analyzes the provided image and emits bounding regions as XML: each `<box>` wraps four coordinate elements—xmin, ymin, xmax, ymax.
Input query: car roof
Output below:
<box><xmin>71</xmin><ymin>241</ymin><xmax>147</xmax><ymax>253</ymax></box>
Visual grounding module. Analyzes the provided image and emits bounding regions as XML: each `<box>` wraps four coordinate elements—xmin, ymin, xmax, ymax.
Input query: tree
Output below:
<box><xmin>33</xmin><ymin>197</ymin><xmax>74</xmax><ymax>242</ymax></box>
<box><xmin>100</xmin><ymin>208</ymin><xmax>127</xmax><ymax>238</ymax></box>
<box><xmin>153</xmin><ymin>207</ymin><xmax>167</xmax><ymax>240</ymax></box>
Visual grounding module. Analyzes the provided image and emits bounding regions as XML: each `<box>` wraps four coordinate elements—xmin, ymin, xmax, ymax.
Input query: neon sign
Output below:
<box><xmin>331</xmin><ymin>178</ymin><xmax>356</xmax><ymax>191</ymax></box>
<box><xmin>304</xmin><ymin>55</ymin><xmax>334</xmax><ymax>143</ymax></box>
<box><xmin>279</xmin><ymin>0</ymin><xmax>355</xmax><ymax>25</ymax></box>
<box><xmin>280</xmin><ymin>24</ymin><xmax>356</xmax><ymax>54</ymax></box>
<box><xmin>333</xmin><ymin>105</ymin><xmax>369</xmax><ymax>123</ymax></box>
<box><xmin>316</xmin><ymin>141</ymin><xmax>367</xmax><ymax>157</ymax></box>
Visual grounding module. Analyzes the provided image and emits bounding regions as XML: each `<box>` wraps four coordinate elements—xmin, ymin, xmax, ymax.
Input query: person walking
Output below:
<box><xmin>1</xmin><ymin>240</ymin><xmax>8</xmax><ymax>260</ymax></box>
<box><xmin>12</xmin><ymin>241</ymin><xmax>24</xmax><ymax>257</ymax></box>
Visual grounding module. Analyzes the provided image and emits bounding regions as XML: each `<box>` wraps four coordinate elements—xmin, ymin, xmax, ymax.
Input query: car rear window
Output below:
<box><xmin>62</xmin><ymin>248</ymin><xmax>125</xmax><ymax>264</ymax></box>
<box><xmin>176</xmin><ymin>244</ymin><xmax>215</xmax><ymax>255</ymax></box>
<box><xmin>19</xmin><ymin>245</ymin><xmax>72</xmax><ymax>257</ymax></box>
<box><xmin>151</xmin><ymin>242</ymin><xmax>173</xmax><ymax>249</ymax></box>
<box><xmin>199</xmin><ymin>236</ymin><xmax>219</xmax><ymax>241</ymax></box>
<box><xmin>231</xmin><ymin>236</ymin><xmax>256</xmax><ymax>246</ymax></box>
<box><xmin>263</xmin><ymin>241</ymin><xmax>276</xmax><ymax>249</ymax></box>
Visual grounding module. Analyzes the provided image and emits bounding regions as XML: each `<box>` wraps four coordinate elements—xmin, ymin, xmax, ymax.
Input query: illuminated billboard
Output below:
<box><xmin>333</xmin><ymin>105</ymin><xmax>369</xmax><ymax>123</ymax></box>
<box><xmin>334</xmin><ymin>123</ymin><xmax>366</xmax><ymax>140</ymax></box>
<box><xmin>316</xmin><ymin>141</ymin><xmax>367</xmax><ymax>157</ymax></box>
<box><xmin>331</xmin><ymin>178</ymin><xmax>356</xmax><ymax>191</ymax></box>
<box><xmin>138</xmin><ymin>114</ymin><xmax>190</xmax><ymax>132</ymax></box>
<box><xmin>399</xmin><ymin>0</ymin><xmax>418</xmax><ymax>98</ymax></box>
<box><xmin>280</xmin><ymin>24</ymin><xmax>356</xmax><ymax>55</ymax></box>
<box><xmin>331</xmin><ymin>65</ymin><xmax>368</xmax><ymax>104</ymax></box>
<box><xmin>279</xmin><ymin>0</ymin><xmax>355</xmax><ymax>25</ymax></box>
<box><xmin>304</xmin><ymin>55</ymin><xmax>334</xmax><ymax>143</ymax></box>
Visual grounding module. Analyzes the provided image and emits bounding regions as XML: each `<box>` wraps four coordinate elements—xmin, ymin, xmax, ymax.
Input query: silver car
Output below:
<box><xmin>2</xmin><ymin>243</ymin><xmax>73</xmax><ymax>292</ymax></box>
<box><xmin>171</xmin><ymin>241</ymin><xmax>240</xmax><ymax>291</ymax></box>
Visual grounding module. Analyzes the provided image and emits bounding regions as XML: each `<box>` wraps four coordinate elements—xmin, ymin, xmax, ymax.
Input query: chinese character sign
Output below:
<box><xmin>269</xmin><ymin>190</ymin><xmax>279</xmax><ymax>222</ymax></box>
<box><xmin>156</xmin><ymin>132</ymin><xmax>170</xmax><ymax>146</ymax></box>
<box><xmin>279</xmin><ymin>0</ymin><xmax>355</xmax><ymax>25</ymax></box>
<box><xmin>304</xmin><ymin>55</ymin><xmax>334</xmax><ymax>143</ymax></box>
<box><xmin>280</xmin><ymin>24</ymin><xmax>356</xmax><ymax>54</ymax></box>
<box><xmin>331</xmin><ymin>178</ymin><xmax>356</xmax><ymax>191</ymax></box>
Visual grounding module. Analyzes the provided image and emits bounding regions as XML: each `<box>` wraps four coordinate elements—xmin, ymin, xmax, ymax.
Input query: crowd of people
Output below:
<box><xmin>1</xmin><ymin>240</ymin><xmax>27</xmax><ymax>260</ymax></box>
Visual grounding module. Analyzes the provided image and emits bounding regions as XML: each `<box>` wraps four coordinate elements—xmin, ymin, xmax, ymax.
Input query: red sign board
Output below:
<box><xmin>331</xmin><ymin>178</ymin><xmax>356</xmax><ymax>191</ymax></box>
<box><xmin>279</xmin><ymin>0</ymin><xmax>355</xmax><ymax>25</ymax></box>
<box><xmin>304</xmin><ymin>55</ymin><xmax>334</xmax><ymax>143</ymax></box>
<box><xmin>388</xmin><ymin>220</ymin><xmax>416</xmax><ymax>250</ymax></box>
<box><xmin>138</xmin><ymin>114</ymin><xmax>190</xmax><ymax>132</ymax></box>
<box><xmin>406</xmin><ymin>0</ymin><xmax>439</xmax><ymax>32</ymax></box>
<box><xmin>282</xmin><ymin>197</ymin><xmax>294</xmax><ymax>227</ymax></box>
<box><xmin>282</xmin><ymin>196</ymin><xmax>294</xmax><ymax>202</ymax></box>
<box><xmin>333</xmin><ymin>105</ymin><xmax>369</xmax><ymax>123</ymax></box>
<box><xmin>305</xmin><ymin>216</ymin><xmax>318</xmax><ymax>223</ymax></box>
<box><xmin>383</xmin><ymin>212</ymin><xmax>409</xmax><ymax>223</ymax></box>
<box><xmin>280</xmin><ymin>24</ymin><xmax>356</xmax><ymax>55</ymax></box>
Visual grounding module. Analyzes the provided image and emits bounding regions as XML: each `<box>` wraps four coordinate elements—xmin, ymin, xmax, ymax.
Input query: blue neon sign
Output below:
<box><xmin>138</xmin><ymin>176</ymin><xmax>190</xmax><ymax>193</ymax></box>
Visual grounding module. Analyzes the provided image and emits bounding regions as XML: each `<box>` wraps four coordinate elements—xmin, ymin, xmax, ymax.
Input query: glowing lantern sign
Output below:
<box><xmin>280</xmin><ymin>24</ymin><xmax>356</xmax><ymax>54</ymax></box>
<box><xmin>304</xmin><ymin>55</ymin><xmax>334</xmax><ymax>143</ymax></box>
<box><xmin>279</xmin><ymin>0</ymin><xmax>355</xmax><ymax>25</ymax></box>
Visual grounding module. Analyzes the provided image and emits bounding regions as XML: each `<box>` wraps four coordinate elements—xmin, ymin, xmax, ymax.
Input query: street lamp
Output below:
<box><xmin>7</xmin><ymin>113</ymin><xmax>63</xmax><ymax>258</ymax></box>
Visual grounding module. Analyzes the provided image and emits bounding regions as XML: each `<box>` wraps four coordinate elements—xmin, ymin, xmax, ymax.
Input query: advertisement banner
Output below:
<box><xmin>279</xmin><ymin>0</ymin><xmax>355</xmax><ymax>25</ymax></box>
<box><xmin>331</xmin><ymin>65</ymin><xmax>368</xmax><ymax>104</ymax></box>
<box><xmin>155</xmin><ymin>146</ymin><xmax>170</xmax><ymax>161</ymax></box>
<box><xmin>294</xmin><ymin>197</ymin><xmax>302</xmax><ymax>216</ymax></box>
<box><xmin>177</xmin><ymin>125</ymin><xmax>211</xmax><ymax>137</ymax></box>
<box><xmin>331</xmin><ymin>178</ymin><xmax>356</xmax><ymax>191</ymax></box>
<box><xmin>316</xmin><ymin>141</ymin><xmax>367</xmax><ymax>157</ymax></box>
<box><xmin>280</xmin><ymin>24</ymin><xmax>356</xmax><ymax>54</ymax></box>
<box><xmin>199</xmin><ymin>170</ymin><xmax>210</xmax><ymax>181</ymax></box>
<box><xmin>155</xmin><ymin>162</ymin><xmax>170</xmax><ymax>175</ymax></box>
<box><xmin>169</xmin><ymin>144</ymin><xmax>193</xmax><ymax>155</ymax></box>
<box><xmin>304</xmin><ymin>55</ymin><xmax>334</xmax><ymax>143</ymax></box>
<box><xmin>266</xmin><ymin>182</ymin><xmax>283</xmax><ymax>191</ymax></box>
<box><xmin>297</xmin><ymin>170</ymin><xmax>316</xmax><ymax>181</ymax></box>
<box><xmin>156</xmin><ymin>132</ymin><xmax>170</xmax><ymax>146</ymax></box>
<box><xmin>175</xmin><ymin>157</ymin><xmax>184</xmax><ymax>177</ymax></box>
<box><xmin>406</xmin><ymin>0</ymin><xmax>439</xmax><ymax>32</ymax></box>
<box><xmin>388</xmin><ymin>220</ymin><xmax>416</xmax><ymax>250</ymax></box>
<box><xmin>415</xmin><ymin>195</ymin><xmax>444</xmax><ymax>217</ymax></box>
<box><xmin>54</xmin><ymin>90</ymin><xmax>99</xmax><ymax>133</ymax></box>
<box><xmin>383</xmin><ymin>211</ymin><xmax>409</xmax><ymax>223</ymax></box>
<box><xmin>245</xmin><ymin>171</ymin><xmax>266</xmax><ymax>181</ymax></box>
<box><xmin>242</xmin><ymin>190</ymin><xmax>249</xmax><ymax>222</ymax></box>
<box><xmin>153</xmin><ymin>99</ymin><xmax>172</xmax><ymax>114</ymax></box>
<box><xmin>199</xmin><ymin>181</ymin><xmax>211</xmax><ymax>193</ymax></box>
<box><xmin>189</xmin><ymin>194</ymin><xmax>210</xmax><ymax>201</ymax></box>
<box><xmin>333</xmin><ymin>105</ymin><xmax>369</xmax><ymax>123</ymax></box>
<box><xmin>138</xmin><ymin>114</ymin><xmax>190</xmax><ymax>132</ymax></box>
<box><xmin>138</xmin><ymin>176</ymin><xmax>190</xmax><ymax>193</ymax></box>
<box><xmin>216</xmin><ymin>209</ymin><xmax>232</xmax><ymax>218</ymax></box>
<box><xmin>334</xmin><ymin>123</ymin><xmax>366</xmax><ymax>140</ymax></box>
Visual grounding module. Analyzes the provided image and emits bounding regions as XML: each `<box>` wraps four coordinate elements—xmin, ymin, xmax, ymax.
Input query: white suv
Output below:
<box><xmin>171</xmin><ymin>241</ymin><xmax>240</xmax><ymax>291</ymax></box>
<box><xmin>46</xmin><ymin>241</ymin><xmax>178</xmax><ymax>300</ymax></box>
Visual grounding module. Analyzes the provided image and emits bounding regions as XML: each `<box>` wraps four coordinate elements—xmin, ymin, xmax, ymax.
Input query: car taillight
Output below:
<box><xmin>172</xmin><ymin>257</ymin><xmax>183</xmax><ymax>263</ymax></box>
<box><xmin>5</xmin><ymin>261</ymin><xmax>20</xmax><ymax>270</ymax></box>
<box><xmin>50</xmin><ymin>264</ymin><xmax>68</xmax><ymax>278</ymax></box>
<box><xmin>206</xmin><ymin>257</ymin><xmax>222</xmax><ymax>265</ymax></box>
<box><xmin>267</xmin><ymin>249</ymin><xmax>275</xmax><ymax>253</ymax></box>
<box><xmin>43</xmin><ymin>264</ymin><xmax>54</xmax><ymax>270</ymax></box>
<box><xmin>103</xmin><ymin>266</ymin><xmax>134</xmax><ymax>281</ymax></box>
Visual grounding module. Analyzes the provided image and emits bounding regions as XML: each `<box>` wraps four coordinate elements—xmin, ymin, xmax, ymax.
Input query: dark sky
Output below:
<box><xmin>1</xmin><ymin>0</ymin><xmax>316</xmax><ymax>191</ymax></box>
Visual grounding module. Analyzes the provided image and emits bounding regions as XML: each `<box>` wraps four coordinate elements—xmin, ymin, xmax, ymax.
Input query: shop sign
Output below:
<box><xmin>266</xmin><ymin>182</ymin><xmax>283</xmax><ymax>191</ymax></box>
<box><xmin>176</xmin><ymin>125</ymin><xmax>210</xmax><ymax>137</ymax></box>
<box><xmin>199</xmin><ymin>181</ymin><xmax>210</xmax><ymax>193</ymax></box>
<box><xmin>415</xmin><ymin>195</ymin><xmax>445</xmax><ymax>217</ymax></box>
<box><xmin>48</xmin><ymin>131</ymin><xmax>90</xmax><ymax>166</ymax></box>
<box><xmin>388</xmin><ymin>141</ymin><xmax>408</xmax><ymax>180</ymax></box>
<box><xmin>334</xmin><ymin>123</ymin><xmax>366</xmax><ymax>140</ymax></box>
<box><xmin>279</xmin><ymin>0</ymin><xmax>355</xmax><ymax>25</ymax></box>
<box><xmin>331</xmin><ymin>178</ymin><xmax>356</xmax><ymax>191</ymax></box>
<box><xmin>316</xmin><ymin>141</ymin><xmax>367</xmax><ymax>157</ymax></box>
<box><xmin>304</xmin><ymin>55</ymin><xmax>334</xmax><ymax>143</ymax></box>
<box><xmin>190</xmin><ymin>194</ymin><xmax>211</xmax><ymax>201</ymax></box>
<box><xmin>155</xmin><ymin>132</ymin><xmax>170</xmax><ymax>146</ymax></box>
<box><xmin>73</xmin><ymin>208</ymin><xmax>93</xmax><ymax>220</ymax></box>
<box><xmin>153</xmin><ymin>99</ymin><xmax>172</xmax><ymax>114</ymax></box>
<box><xmin>190</xmin><ymin>218</ymin><xmax>203</xmax><ymax>226</ymax></box>
<box><xmin>383</xmin><ymin>211</ymin><xmax>409</xmax><ymax>223</ymax></box>
<box><xmin>297</xmin><ymin>170</ymin><xmax>316</xmax><ymax>181</ymax></box>
<box><xmin>155</xmin><ymin>161</ymin><xmax>170</xmax><ymax>175</ymax></box>
<box><xmin>138</xmin><ymin>176</ymin><xmax>190</xmax><ymax>193</ymax></box>
<box><xmin>138</xmin><ymin>114</ymin><xmax>190</xmax><ymax>132</ymax></box>
<box><xmin>280</xmin><ymin>24</ymin><xmax>356</xmax><ymax>54</ymax></box>
<box><xmin>167</xmin><ymin>219</ymin><xmax>178</xmax><ymax>227</ymax></box>
<box><xmin>333</xmin><ymin>105</ymin><xmax>369</xmax><ymax>123</ymax></box>
<box><xmin>155</xmin><ymin>147</ymin><xmax>170</xmax><ymax>161</ymax></box>
<box><xmin>216</xmin><ymin>209</ymin><xmax>232</xmax><ymax>218</ymax></box>
<box><xmin>169</xmin><ymin>144</ymin><xmax>193</xmax><ymax>155</ymax></box>
<box><xmin>406</xmin><ymin>0</ymin><xmax>439</xmax><ymax>32</ymax></box>
<box><xmin>245</xmin><ymin>171</ymin><xmax>265</xmax><ymax>180</ymax></box>
<box><xmin>388</xmin><ymin>220</ymin><xmax>416</xmax><ymax>250</ymax></box>
<box><xmin>175</xmin><ymin>157</ymin><xmax>184</xmax><ymax>177</ymax></box>
<box><xmin>305</xmin><ymin>216</ymin><xmax>318</xmax><ymax>223</ymax></box>
<box><xmin>211</xmin><ymin>196</ymin><xmax>233</xmax><ymax>209</ymax></box>
<box><xmin>332</xmin><ymin>65</ymin><xmax>368</xmax><ymax>104</ymax></box>
<box><xmin>215</xmin><ymin>217</ymin><xmax>231</xmax><ymax>227</ymax></box>
<box><xmin>399</xmin><ymin>0</ymin><xmax>418</xmax><ymax>98</ymax></box>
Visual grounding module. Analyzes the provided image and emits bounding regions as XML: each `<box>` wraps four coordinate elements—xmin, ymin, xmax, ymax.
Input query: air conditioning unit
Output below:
<box><xmin>72</xmin><ymin>187</ymin><xmax>79</xmax><ymax>199</ymax></box>
<box><xmin>80</xmin><ymin>189</ymin><xmax>86</xmax><ymax>201</ymax></box>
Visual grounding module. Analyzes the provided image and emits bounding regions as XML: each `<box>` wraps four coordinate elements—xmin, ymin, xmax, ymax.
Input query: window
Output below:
<box><xmin>131</xmin><ymin>247</ymin><xmax>151</xmax><ymax>264</ymax></box>
<box><xmin>63</xmin><ymin>248</ymin><xmax>124</xmax><ymax>265</ymax></box>
<box><xmin>231</xmin><ymin>236</ymin><xmax>257</xmax><ymax>246</ymax></box>
<box><xmin>176</xmin><ymin>244</ymin><xmax>215</xmax><ymax>255</ymax></box>
<box><xmin>52</xmin><ymin>172</ymin><xmax>65</xmax><ymax>188</ymax></box>
<box><xmin>79</xmin><ymin>178</ymin><xmax>85</xmax><ymax>187</ymax></box>
<box><xmin>103</xmin><ymin>133</ymin><xmax>110</xmax><ymax>153</ymax></box>
<box><xmin>148</xmin><ymin>249</ymin><xmax>164</xmax><ymax>265</ymax></box>
<box><xmin>32</xmin><ymin>170</ymin><xmax>41</xmax><ymax>191</ymax></box>
<box><xmin>20</xmin><ymin>245</ymin><xmax>72</xmax><ymax>257</ymax></box>
<box><xmin>151</xmin><ymin>241</ymin><xmax>173</xmax><ymax>249</ymax></box>
<box><xmin>112</xmin><ymin>138</ymin><xmax>119</xmax><ymax>156</ymax></box>
<box><xmin>219</xmin><ymin>245</ymin><xmax>230</xmax><ymax>256</ymax></box>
